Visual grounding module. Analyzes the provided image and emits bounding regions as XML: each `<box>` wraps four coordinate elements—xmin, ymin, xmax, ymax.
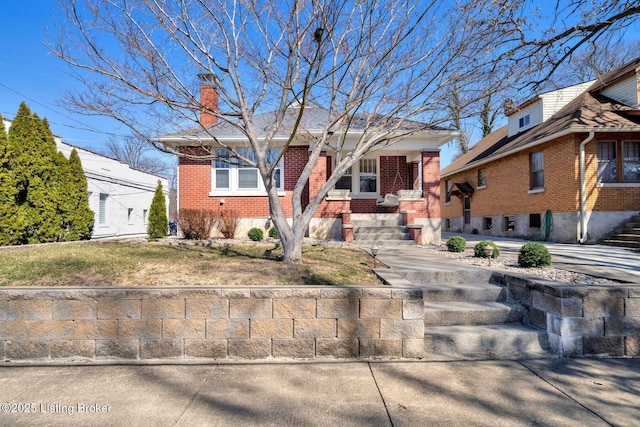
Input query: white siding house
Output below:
<box><xmin>55</xmin><ymin>139</ymin><xmax>169</xmax><ymax>239</ymax></box>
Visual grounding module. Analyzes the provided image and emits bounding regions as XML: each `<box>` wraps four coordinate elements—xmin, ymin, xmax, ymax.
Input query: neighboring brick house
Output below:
<box><xmin>441</xmin><ymin>57</ymin><xmax>640</xmax><ymax>243</ymax></box>
<box><xmin>157</xmin><ymin>85</ymin><xmax>457</xmax><ymax>243</ymax></box>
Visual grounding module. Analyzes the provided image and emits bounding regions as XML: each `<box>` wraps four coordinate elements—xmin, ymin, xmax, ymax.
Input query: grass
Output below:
<box><xmin>0</xmin><ymin>240</ymin><xmax>383</xmax><ymax>287</ymax></box>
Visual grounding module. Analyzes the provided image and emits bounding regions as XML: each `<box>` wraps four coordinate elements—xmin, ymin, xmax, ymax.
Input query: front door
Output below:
<box><xmin>463</xmin><ymin>196</ymin><xmax>471</xmax><ymax>228</ymax></box>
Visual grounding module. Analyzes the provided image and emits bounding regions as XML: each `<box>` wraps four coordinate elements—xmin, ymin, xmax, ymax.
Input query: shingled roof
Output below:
<box><xmin>159</xmin><ymin>102</ymin><xmax>450</xmax><ymax>142</ymax></box>
<box><xmin>442</xmin><ymin>56</ymin><xmax>640</xmax><ymax>178</ymax></box>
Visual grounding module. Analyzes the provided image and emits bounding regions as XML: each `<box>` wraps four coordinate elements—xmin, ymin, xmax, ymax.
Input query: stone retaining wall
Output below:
<box><xmin>0</xmin><ymin>286</ymin><xmax>424</xmax><ymax>362</ymax></box>
<box><xmin>498</xmin><ymin>274</ymin><xmax>640</xmax><ymax>357</ymax></box>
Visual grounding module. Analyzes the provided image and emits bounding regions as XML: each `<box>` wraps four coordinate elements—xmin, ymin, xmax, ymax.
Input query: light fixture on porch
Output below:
<box><xmin>371</xmin><ymin>243</ymin><xmax>379</xmax><ymax>269</ymax></box>
<box><xmin>483</xmin><ymin>244</ymin><xmax>494</xmax><ymax>267</ymax></box>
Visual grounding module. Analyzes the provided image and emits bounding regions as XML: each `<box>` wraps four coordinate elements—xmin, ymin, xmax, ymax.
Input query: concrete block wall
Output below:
<box><xmin>0</xmin><ymin>286</ymin><xmax>424</xmax><ymax>362</ymax></box>
<box><xmin>499</xmin><ymin>274</ymin><xmax>640</xmax><ymax>357</ymax></box>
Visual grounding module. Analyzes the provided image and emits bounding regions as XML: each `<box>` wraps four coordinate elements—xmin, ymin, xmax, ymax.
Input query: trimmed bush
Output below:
<box><xmin>178</xmin><ymin>209</ymin><xmax>214</xmax><ymax>240</ymax></box>
<box><xmin>248</xmin><ymin>227</ymin><xmax>264</xmax><ymax>241</ymax></box>
<box><xmin>268</xmin><ymin>227</ymin><xmax>279</xmax><ymax>239</ymax></box>
<box><xmin>518</xmin><ymin>242</ymin><xmax>552</xmax><ymax>267</ymax></box>
<box><xmin>213</xmin><ymin>209</ymin><xmax>239</xmax><ymax>239</ymax></box>
<box><xmin>446</xmin><ymin>236</ymin><xmax>466</xmax><ymax>252</ymax></box>
<box><xmin>147</xmin><ymin>181</ymin><xmax>169</xmax><ymax>239</ymax></box>
<box><xmin>474</xmin><ymin>240</ymin><xmax>500</xmax><ymax>258</ymax></box>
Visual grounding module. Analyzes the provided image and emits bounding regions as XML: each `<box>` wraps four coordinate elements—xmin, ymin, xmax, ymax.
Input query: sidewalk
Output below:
<box><xmin>1</xmin><ymin>358</ymin><xmax>639</xmax><ymax>426</ymax></box>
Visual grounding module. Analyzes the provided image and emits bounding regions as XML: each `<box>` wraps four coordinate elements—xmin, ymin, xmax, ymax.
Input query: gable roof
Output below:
<box><xmin>158</xmin><ymin>102</ymin><xmax>454</xmax><ymax>143</ymax></box>
<box><xmin>442</xmin><ymin>57</ymin><xmax>640</xmax><ymax>178</ymax></box>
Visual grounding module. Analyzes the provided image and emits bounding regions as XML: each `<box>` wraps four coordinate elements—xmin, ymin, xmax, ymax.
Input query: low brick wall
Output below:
<box><xmin>498</xmin><ymin>274</ymin><xmax>640</xmax><ymax>357</ymax></box>
<box><xmin>0</xmin><ymin>286</ymin><xmax>424</xmax><ymax>362</ymax></box>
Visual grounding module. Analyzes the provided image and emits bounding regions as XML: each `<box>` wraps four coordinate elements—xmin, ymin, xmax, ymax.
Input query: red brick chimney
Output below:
<box><xmin>198</xmin><ymin>74</ymin><xmax>218</xmax><ymax>126</ymax></box>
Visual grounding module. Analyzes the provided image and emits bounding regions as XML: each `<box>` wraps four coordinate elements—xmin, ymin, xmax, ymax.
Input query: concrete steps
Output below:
<box><xmin>601</xmin><ymin>215</ymin><xmax>640</xmax><ymax>249</ymax></box>
<box><xmin>423</xmin><ymin>324</ymin><xmax>550</xmax><ymax>360</ymax></box>
<box><xmin>422</xmin><ymin>281</ymin><xmax>550</xmax><ymax>360</ymax></box>
<box><xmin>352</xmin><ymin>214</ymin><xmax>412</xmax><ymax>245</ymax></box>
<box><xmin>423</xmin><ymin>301</ymin><xmax>524</xmax><ymax>326</ymax></box>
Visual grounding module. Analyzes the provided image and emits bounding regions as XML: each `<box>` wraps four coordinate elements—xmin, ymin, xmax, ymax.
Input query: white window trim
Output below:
<box><xmin>528</xmin><ymin>188</ymin><xmax>544</xmax><ymax>194</ymax></box>
<box><xmin>210</xmin><ymin>149</ymin><xmax>285</xmax><ymax>197</ymax></box>
<box><xmin>596</xmin><ymin>183</ymin><xmax>640</xmax><ymax>188</ymax></box>
<box><xmin>335</xmin><ymin>155</ymin><xmax>380</xmax><ymax>198</ymax></box>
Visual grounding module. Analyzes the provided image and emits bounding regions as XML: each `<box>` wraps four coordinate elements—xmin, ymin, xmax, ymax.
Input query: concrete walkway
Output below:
<box><xmin>1</xmin><ymin>358</ymin><xmax>639</xmax><ymax>426</ymax></box>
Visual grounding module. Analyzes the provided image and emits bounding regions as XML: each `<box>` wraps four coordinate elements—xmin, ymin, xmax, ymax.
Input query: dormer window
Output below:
<box><xmin>519</xmin><ymin>114</ymin><xmax>530</xmax><ymax>128</ymax></box>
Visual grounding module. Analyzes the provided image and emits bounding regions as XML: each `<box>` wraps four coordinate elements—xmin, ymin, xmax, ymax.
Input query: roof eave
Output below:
<box><xmin>441</xmin><ymin>126</ymin><xmax>640</xmax><ymax>178</ymax></box>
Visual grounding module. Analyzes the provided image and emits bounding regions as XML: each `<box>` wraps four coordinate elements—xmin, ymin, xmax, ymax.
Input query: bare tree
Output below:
<box><xmin>104</xmin><ymin>134</ymin><xmax>172</xmax><ymax>177</ymax></box>
<box><xmin>51</xmin><ymin>0</ymin><xmax>640</xmax><ymax>261</ymax></box>
<box><xmin>52</xmin><ymin>0</ymin><xmax>502</xmax><ymax>262</ymax></box>
<box><xmin>482</xmin><ymin>0</ymin><xmax>640</xmax><ymax>88</ymax></box>
<box><xmin>552</xmin><ymin>37</ymin><xmax>640</xmax><ymax>86</ymax></box>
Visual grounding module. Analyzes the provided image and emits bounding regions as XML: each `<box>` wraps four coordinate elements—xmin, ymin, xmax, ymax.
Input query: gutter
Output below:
<box><xmin>578</xmin><ymin>131</ymin><xmax>595</xmax><ymax>243</ymax></box>
<box><xmin>441</xmin><ymin>126</ymin><xmax>640</xmax><ymax>179</ymax></box>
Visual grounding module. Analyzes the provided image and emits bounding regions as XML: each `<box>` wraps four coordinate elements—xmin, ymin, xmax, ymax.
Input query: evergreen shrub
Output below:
<box><xmin>518</xmin><ymin>242</ymin><xmax>552</xmax><ymax>267</ymax></box>
<box><xmin>446</xmin><ymin>236</ymin><xmax>466</xmax><ymax>252</ymax></box>
<box><xmin>268</xmin><ymin>227</ymin><xmax>279</xmax><ymax>239</ymax></box>
<box><xmin>147</xmin><ymin>181</ymin><xmax>169</xmax><ymax>239</ymax></box>
<box><xmin>248</xmin><ymin>227</ymin><xmax>264</xmax><ymax>241</ymax></box>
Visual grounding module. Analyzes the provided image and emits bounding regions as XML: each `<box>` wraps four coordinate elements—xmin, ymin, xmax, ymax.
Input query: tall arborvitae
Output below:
<box><xmin>7</xmin><ymin>103</ymin><xmax>62</xmax><ymax>244</ymax></box>
<box><xmin>147</xmin><ymin>180</ymin><xmax>168</xmax><ymax>239</ymax></box>
<box><xmin>0</xmin><ymin>114</ymin><xmax>13</xmax><ymax>245</ymax></box>
<box><xmin>58</xmin><ymin>148</ymin><xmax>94</xmax><ymax>240</ymax></box>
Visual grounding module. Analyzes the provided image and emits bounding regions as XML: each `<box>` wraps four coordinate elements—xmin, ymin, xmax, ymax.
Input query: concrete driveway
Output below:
<box><xmin>442</xmin><ymin>232</ymin><xmax>640</xmax><ymax>283</ymax></box>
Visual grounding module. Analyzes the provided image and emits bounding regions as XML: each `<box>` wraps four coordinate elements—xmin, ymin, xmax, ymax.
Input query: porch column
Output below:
<box><xmin>415</xmin><ymin>150</ymin><xmax>441</xmax><ymax>245</ymax></box>
<box><xmin>421</xmin><ymin>150</ymin><xmax>440</xmax><ymax>218</ymax></box>
<box><xmin>308</xmin><ymin>150</ymin><xmax>327</xmax><ymax>204</ymax></box>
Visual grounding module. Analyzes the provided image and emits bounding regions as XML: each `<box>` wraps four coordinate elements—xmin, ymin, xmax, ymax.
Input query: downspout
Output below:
<box><xmin>578</xmin><ymin>131</ymin><xmax>595</xmax><ymax>243</ymax></box>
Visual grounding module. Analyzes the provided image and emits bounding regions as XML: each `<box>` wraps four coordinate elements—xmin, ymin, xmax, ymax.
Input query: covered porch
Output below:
<box><xmin>309</xmin><ymin>147</ymin><xmax>442</xmax><ymax>245</ymax></box>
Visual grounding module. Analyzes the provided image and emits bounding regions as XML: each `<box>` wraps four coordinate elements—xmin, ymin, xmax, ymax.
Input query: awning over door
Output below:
<box><xmin>448</xmin><ymin>182</ymin><xmax>475</xmax><ymax>199</ymax></box>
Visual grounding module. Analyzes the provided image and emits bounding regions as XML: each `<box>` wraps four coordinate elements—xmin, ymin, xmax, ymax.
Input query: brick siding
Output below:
<box><xmin>441</xmin><ymin>133</ymin><xmax>640</xmax><ymax>220</ymax></box>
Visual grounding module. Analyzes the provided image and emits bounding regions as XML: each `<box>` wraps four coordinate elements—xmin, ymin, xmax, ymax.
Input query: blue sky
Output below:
<box><xmin>0</xmin><ymin>2</ymin><xmax>487</xmax><ymax>167</ymax></box>
<box><xmin>0</xmin><ymin>2</ymin><xmax>129</xmax><ymax>151</ymax></box>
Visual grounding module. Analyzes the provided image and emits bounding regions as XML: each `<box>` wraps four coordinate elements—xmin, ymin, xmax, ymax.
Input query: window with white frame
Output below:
<box><xmin>334</xmin><ymin>157</ymin><xmax>378</xmax><ymax>195</ymax></box>
<box><xmin>519</xmin><ymin>114</ymin><xmax>530</xmax><ymax>128</ymax></box>
<box><xmin>99</xmin><ymin>193</ymin><xmax>108</xmax><ymax>225</ymax></box>
<box><xmin>530</xmin><ymin>151</ymin><xmax>544</xmax><ymax>189</ymax></box>
<box><xmin>359</xmin><ymin>158</ymin><xmax>377</xmax><ymax>193</ymax></box>
<box><xmin>212</xmin><ymin>148</ymin><xmax>283</xmax><ymax>193</ymax></box>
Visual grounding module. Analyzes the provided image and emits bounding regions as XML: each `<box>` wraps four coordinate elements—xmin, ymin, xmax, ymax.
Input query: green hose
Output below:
<box><xmin>541</xmin><ymin>209</ymin><xmax>553</xmax><ymax>241</ymax></box>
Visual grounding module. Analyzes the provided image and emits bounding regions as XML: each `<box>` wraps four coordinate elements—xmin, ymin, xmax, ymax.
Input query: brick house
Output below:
<box><xmin>441</xmin><ymin>57</ymin><xmax>640</xmax><ymax>243</ymax></box>
<box><xmin>157</xmin><ymin>85</ymin><xmax>457</xmax><ymax>244</ymax></box>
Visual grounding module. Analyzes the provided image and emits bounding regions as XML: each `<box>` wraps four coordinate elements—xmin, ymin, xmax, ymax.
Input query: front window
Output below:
<box><xmin>530</xmin><ymin>152</ymin><xmax>544</xmax><ymax>189</ymax></box>
<box><xmin>622</xmin><ymin>141</ymin><xmax>640</xmax><ymax>182</ymax></box>
<box><xmin>445</xmin><ymin>179</ymin><xmax>451</xmax><ymax>203</ymax></box>
<box><xmin>478</xmin><ymin>169</ymin><xmax>486</xmax><ymax>187</ymax></box>
<box><xmin>596</xmin><ymin>140</ymin><xmax>640</xmax><ymax>183</ymax></box>
<box><xmin>597</xmin><ymin>141</ymin><xmax>617</xmax><ymax>183</ymax></box>
<box><xmin>333</xmin><ymin>157</ymin><xmax>378</xmax><ymax>195</ymax></box>
<box><xmin>212</xmin><ymin>148</ymin><xmax>283</xmax><ymax>193</ymax></box>
<box><xmin>335</xmin><ymin>167</ymin><xmax>352</xmax><ymax>191</ymax></box>
<box><xmin>359</xmin><ymin>158</ymin><xmax>377</xmax><ymax>193</ymax></box>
